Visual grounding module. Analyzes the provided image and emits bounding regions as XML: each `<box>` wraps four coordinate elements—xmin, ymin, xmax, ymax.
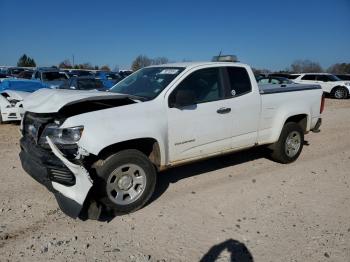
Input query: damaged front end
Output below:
<box><xmin>19</xmin><ymin>94</ymin><xmax>138</xmax><ymax>219</ymax></box>
<box><xmin>19</xmin><ymin>112</ymin><xmax>95</xmax><ymax>219</ymax></box>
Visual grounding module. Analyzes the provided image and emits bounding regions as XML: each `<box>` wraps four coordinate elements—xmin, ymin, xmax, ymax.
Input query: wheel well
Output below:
<box><xmin>97</xmin><ymin>138</ymin><xmax>161</xmax><ymax>168</ymax></box>
<box><xmin>331</xmin><ymin>86</ymin><xmax>348</xmax><ymax>94</ymax></box>
<box><xmin>285</xmin><ymin>114</ymin><xmax>308</xmax><ymax>133</ymax></box>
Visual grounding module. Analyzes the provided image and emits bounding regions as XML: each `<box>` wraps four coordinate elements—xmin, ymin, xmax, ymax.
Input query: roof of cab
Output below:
<box><xmin>147</xmin><ymin>61</ymin><xmax>248</xmax><ymax>69</ymax></box>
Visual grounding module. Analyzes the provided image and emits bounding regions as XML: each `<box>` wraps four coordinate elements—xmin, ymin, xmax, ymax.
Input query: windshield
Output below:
<box><xmin>42</xmin><ymin>72</ymin><xmax>68</xmax><ymax>81</ymax></box>
<box><xmin>110</xmin><ymin>67</ymin><xmax>184</xmax><ymax>100</ymax></box>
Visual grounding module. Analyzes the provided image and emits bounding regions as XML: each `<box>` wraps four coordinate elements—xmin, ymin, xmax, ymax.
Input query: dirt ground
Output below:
<box><xmin>0</xmin><ymin>99</ymin><xmax>349</xmax><ymax>262</ymax></box>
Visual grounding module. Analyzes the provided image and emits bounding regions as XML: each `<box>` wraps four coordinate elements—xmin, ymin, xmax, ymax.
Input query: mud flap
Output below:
<box><xmin>47</xmin><ymin>137</ymin><xmax>93</xmax><ymax>217</ymax></box>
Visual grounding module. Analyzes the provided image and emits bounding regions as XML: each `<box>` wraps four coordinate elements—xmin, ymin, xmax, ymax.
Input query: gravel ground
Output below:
<box><xmin>0</xmin><ymin>99</ymin><xmax>349</xmax><ymax>262</ymax></box>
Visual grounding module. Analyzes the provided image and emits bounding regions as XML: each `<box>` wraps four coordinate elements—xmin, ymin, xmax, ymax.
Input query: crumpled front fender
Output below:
<box><xmin>47</xmin><ymin>137</ymin><xmax>93</xmax><ymax>215</ymax></box>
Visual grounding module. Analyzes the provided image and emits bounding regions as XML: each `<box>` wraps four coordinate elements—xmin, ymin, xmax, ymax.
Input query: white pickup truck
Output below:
<box><xmin>19</xmin><ymin>62</ymin><xmax>324</xmax><ymax>219</ymax></box>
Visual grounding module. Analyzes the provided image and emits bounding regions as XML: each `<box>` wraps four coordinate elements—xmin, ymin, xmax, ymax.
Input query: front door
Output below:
<box><xmin>167</xmin><ymin>67</ymin><xmax>233</xmax><ymax>163</ymax></box>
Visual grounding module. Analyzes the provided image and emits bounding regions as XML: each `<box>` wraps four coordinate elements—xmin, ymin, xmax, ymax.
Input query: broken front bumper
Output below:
<box><xmin>19</xmin><ymin>137</ymin><xmax>92</xmax><ymax>219</ymax></box>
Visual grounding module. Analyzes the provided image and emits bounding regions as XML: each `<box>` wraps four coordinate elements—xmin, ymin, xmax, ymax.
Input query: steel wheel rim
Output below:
<box><xmin>285</xmin><ymin>131</ymin><xmax>301</xmax><ymax>158</ymax></box>
<box><xmin>107</xmin><ymin>163</ymin><xmax>147</xmax><ymax>205</ymax></box>
<box><xmin>335</xmin><ymin>88</ymin><xmax>345</xmax><ymax>99</ymax></box>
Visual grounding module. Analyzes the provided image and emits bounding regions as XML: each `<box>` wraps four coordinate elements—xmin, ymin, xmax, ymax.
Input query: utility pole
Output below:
<box><xmin>72</xmin><ymin>54</ymin><xmax>75</xmax><ymax>67</ymax></box>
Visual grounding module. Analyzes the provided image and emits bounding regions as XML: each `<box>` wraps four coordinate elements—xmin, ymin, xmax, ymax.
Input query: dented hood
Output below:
<box><xmin>23</xmin><ymin>88</ymin><xmax>135</xmax><ymax>114</ymax></box>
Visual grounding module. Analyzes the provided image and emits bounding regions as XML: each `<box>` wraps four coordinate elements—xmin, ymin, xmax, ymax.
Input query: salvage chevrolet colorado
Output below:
<box><xmin>19</xmin><ymin>62</ymin><xmax>324</xmax><ymax>219</ymax></box>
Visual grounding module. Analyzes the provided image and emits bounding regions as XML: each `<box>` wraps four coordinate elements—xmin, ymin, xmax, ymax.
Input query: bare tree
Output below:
<box><xmin>327</xmin><ymin>63</ymin><xmax>350</xmax><ymax>74</ymax></box>
<box><xmin>290</xmin><ymin>60</ymin><xmax>323</xmax><ymax>73</ymax></box>
<box><xmin>152</xmin><ymin>57</ymin><xmax>169</xmax><ymax>65</ymax></box>
<box><xmin>100</xmin><ymin>65</ymin><xmax>111</xmax><ymax>71</ymax></box>
<box><xmin>131</xmin><ymin>55</ymin><xmax>152</xmax><ymax>71</ymax></box>
<box><xmin>58</xmin><ymin>59</ymin><xmax>72</xmax><ymax>69</ymax></box>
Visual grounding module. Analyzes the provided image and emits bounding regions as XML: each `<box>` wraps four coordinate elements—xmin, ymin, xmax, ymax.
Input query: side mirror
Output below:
<box><xmin>170</xmin><ymin>89</ymin><xmax>196</xmax><ymax>108</ymax></box>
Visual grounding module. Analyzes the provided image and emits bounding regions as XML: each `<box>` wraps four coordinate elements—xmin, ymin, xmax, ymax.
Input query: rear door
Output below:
<box><xmin>224</xmin><ymin>66</ymin><xmax>260</xmax><ymax>148</ymax></box>
<box><xmin>316</xmin><ymin>75</ymin><xmax>334</xmax><ymax>93</ymax></box>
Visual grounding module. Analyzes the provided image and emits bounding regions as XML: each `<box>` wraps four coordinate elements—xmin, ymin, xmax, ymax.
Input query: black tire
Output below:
<box><xmin>270</xmin><ymin>122</ymin><xmax>304</xmax><ymax>164</ymax></box>
<box><xmin>94</xmin><ymin>149</ymin><xmax>156</xmax><ymax>214</ymax></box>
<box><xmin>0</xmin><ymin>111</ymin><xmax>3</xmax><ymax>124</ymax></box>
<box><xmin>331</xmin><ymin>86</ymin><xmax>348</xmax><ymax>99</ymax></box>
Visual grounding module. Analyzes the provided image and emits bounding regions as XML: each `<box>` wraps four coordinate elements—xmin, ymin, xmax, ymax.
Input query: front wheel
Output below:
<box><xmin>270</xmin><ymin>122</ymin><xmax>304</xmax><ymax>164</ymax></box>
<box><xmin>94</xmin><ymin>149</ymin><xmax>157</xmax><ymax>214</ymax></box>
<box><xmin>332</xmin><ymin>86</ymin><xmax>348</xmax><ymax>99</ymax></box>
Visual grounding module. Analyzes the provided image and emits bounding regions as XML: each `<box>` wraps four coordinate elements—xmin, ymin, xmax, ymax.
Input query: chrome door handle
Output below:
<box><xmin>217</xmin><ymin>107</ymin><xmax>231</xmax><ymax>114</ymax></box>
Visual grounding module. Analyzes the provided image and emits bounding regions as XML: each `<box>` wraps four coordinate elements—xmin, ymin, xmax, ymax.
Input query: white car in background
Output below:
<box><xmin>292</xmin><ymin>73</ymin><xmax>350</xmax><ymax>99</ymax></box>
<box><xmin>0</xmin><ymin>91</ymin><xmax>30</xmax><ymax>123</ymax></box>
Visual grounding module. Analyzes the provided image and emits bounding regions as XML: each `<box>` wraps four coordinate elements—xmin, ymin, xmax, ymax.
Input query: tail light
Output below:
<box><xmin>320</xmin><ymin>93</ymin><xmax>325</xmax><ymax>114</ymax></box>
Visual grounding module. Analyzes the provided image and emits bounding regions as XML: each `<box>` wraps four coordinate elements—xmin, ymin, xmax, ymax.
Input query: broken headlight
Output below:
<box><xmin>39</xmin><ymin>124</ymin><xmax>84</xmax><ymax>146</ymax></box>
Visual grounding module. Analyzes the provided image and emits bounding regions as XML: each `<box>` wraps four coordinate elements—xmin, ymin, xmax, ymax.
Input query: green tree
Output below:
<box><xmin>17</xmin><ymin>54</ymin><xmax>36</xmax><ymax>67</ymax></box>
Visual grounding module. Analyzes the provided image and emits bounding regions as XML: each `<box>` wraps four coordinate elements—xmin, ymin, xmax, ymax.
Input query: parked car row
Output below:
<box><xmin>256</xmin><ymin>72</ymin><xmax>350</xmax><ymax>99</ymax></box>
<box><xmin>0</xmin><ymin>67</ymin><xmax>134</xmax><ymax>124</ymax></box>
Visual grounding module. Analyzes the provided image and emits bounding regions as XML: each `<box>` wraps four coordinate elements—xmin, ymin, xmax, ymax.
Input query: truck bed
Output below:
<box><xmin>259</xmin><ymin>84</ymin><xmax>321</xmax><ymax>94</ymax></box>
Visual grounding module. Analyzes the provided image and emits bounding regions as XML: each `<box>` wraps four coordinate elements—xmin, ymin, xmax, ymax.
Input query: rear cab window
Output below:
<box><xmin>225</xmin><ymin>66</ymin><xmax>252</xmax><ymax>97</ymax></box>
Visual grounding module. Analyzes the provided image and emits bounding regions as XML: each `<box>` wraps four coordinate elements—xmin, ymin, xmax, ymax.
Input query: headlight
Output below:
<box><xmin>39</xmin><ymin>124</ymin><xmax>84</xmax><ymax>146</ymax></box>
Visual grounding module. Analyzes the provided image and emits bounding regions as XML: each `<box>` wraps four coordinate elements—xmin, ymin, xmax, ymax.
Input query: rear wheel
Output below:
<box><xmin>0</xmin><ymin>111</ymin><xmax>3</xmax><ymax>124</ymax></box>
<box><xmin>94</xmin><ymin>149</ymin><xmax>156</xmax><ymax>214</ymax></box>
<box><xmin>270</xmin><ymin>122</ymin><xmax>304</xmax><ymax>164</ymax></box>
<box><xmin>332</xmin><ymin>86</ymin><xmax>348</xmax><ymax>99</ymax></box>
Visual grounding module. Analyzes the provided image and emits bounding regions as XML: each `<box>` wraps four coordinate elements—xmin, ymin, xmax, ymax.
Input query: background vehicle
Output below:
<box><xmin>257</xmin><ymin>76</ymin><xmax>294</xmax><ymax>85</ymax></box>
<box><xmin>0</xmin><ymin>79</ymin><xmax>48</xmax><ymax>92</ymax></box>
<box><xmin>268</xmin><ymin>73</ymin><xmax>301</xmax><ymax>80</ymax></box>
<box><xmin>20</xmin><ymin>62</ymin><xmax>323</xmax><ymax>219</ymax></box>
<box><xmin>293</xmin><ymin>73</ymin><xmax>350</xmax><ymax>99</ymax></box>
<box><xmin>0</xmin><ymin>90</ymin><xmax>30</xmax><ymax>123</ymax></box>
<box><xmin>5</xmin><ymin>67</ymin><xmax>26</xmax><ymax>77</ymax></box>
<box><xmin>118</xmin><ymin>70</ymin><xmax>133</xmax><ymax>78</ymax></box>
<box><xmin>32</xmin><ymin>68</ymin><xmax>70</xmax><ymax>88</ymax></box>
<box><xmin>59</xmin><ymin>76</ymin><xmax>109</xmax><ymax>91</ymax></box>
<box><xmin>17</xmin><ymin>70</ymin><xmax>34</xmax><ymax>79</ymax></box>
<box><xmin>64</xmin><ymin>70</ymin><xmax>94</xmax><ymax>77</ymax></box>
<box><xmin>95</xmin><ymin>71</ymin><xmax>123</xmax><ymax>88</ymax></box>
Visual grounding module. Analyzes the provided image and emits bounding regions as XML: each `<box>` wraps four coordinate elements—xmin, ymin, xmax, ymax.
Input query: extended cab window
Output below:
<box><xmin>169</xmin><ymin>67</ymin><xmax>223</xmax><ymax>106</ymax></box>
<box><xmin>226</xmin><ymin>67</ymin><xmax>251</xmax><ymax>96</ymax></box>
<box><xmin>301</xmin><ymin>74</ymin><xmax>317</xmax><ymax>80</ymax></box>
